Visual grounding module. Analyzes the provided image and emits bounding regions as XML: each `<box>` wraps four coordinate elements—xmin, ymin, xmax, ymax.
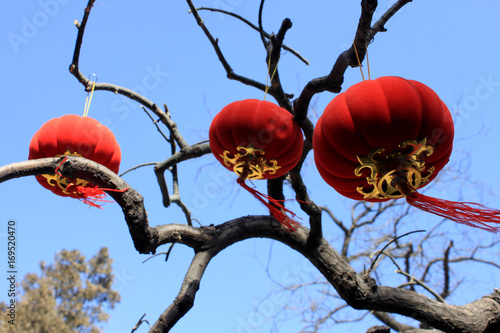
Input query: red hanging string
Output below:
<box><xmin>54</xmin><ymin>156</ymin><xmax>128</xmax><ymax>208</ymax></box>
<box><xmin>236</xmin><ymin>177</ymin><xmax>300</xmax><ymax>232</ymax></box>
<box><xmin>395</xmin><ymin>178</ymin><xmax>500</xmax><ymax>233</ymax></box>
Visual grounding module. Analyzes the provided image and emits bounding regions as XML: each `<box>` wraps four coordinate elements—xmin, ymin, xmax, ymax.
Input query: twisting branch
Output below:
<box><xmin>293</xmin><ymin>0</ymin><xmax>412</xmax><ymax>126</ymax></box>
<box><xmin>69</xmin><ymin>0</ymin><xmax>188</xmax><ymax>150</ymax></box>
<box><xmin>369</xmin><ymin>0</ymin><xmax>413</xmax><ymax>38</ymax></box>
<box><xmin>267</xmin><ymin>18</ymin><xmax>294</xmax><ymax>110</ymax></box>
<box><xmin>70</xmin><ymin>0</ymin><xmax>95</xmax><ymax>77</ymax></box>
<box><xmin>154</xmin><ymin>143</ymin><xmax>212</xmax><ymax>208</ymax></box>
<box><xmin>0</xmin><ymin>157</ymin><xmax>157</xmax><ymax>254</ymax></box>
<box><xmin>196</xmin><ymin>7</ymin><xmax>309</xmax><ymax>65</ymax></box>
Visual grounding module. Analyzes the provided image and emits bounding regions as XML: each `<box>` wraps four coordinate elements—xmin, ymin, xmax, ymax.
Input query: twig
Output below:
<box><xmin>380</xmin><ymin>251</ymin><xmax>446</xmax><ymax>303</ymax></box>
<box><xmin>141</xmin><ymin>105</ymin><xmax>171</xmax><ymax>142</ymax></box>
<box><xmin>368</xmin><ymin>230</ymin><xmax>426</xmax><ymax>273</ymax></box>
<box><xmin>142</xmin><ymin>244</ymin><xmax>176</xmax><ymax>264</ymax></box>
<box><xmin>319</xmin><ymin>206</ymin><xmax>346</xmax><ymax>233</ymax></box>
<box><xmin>131</xmin><ymin>313</ymin><xmax>149</xmax><ymax>333</ymax></box>
<box><xmin>119</xmin><ymin>162</ymin><xmax>158</xmax><ymax>177</ymax></box>
<box><xmin>368</xmin><ymin>0</ymin><xmax>413</xmax><ymax>38</ymax></box>
<box><xmin>196</xmin><ymin>7</ymin><xmax>309</xmax><ymax>65</ymax></box>
<box><xmin>396</xmin><ymin>269</ymin><xmax>446</xmax><ymax>303</ymax></box>
<box><xmin>258</xmin><ymin>0</ymin><xmax>268</xmax><ymax>48</ymax></box>
<box><xmin>186</xmin><ymin>0</ymin><xmax>267</xmax><ymax>91</ymax></box>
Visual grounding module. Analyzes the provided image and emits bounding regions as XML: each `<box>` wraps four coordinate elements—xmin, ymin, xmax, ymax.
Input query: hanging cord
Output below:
<box><xmin>83</xmin><ymin>75</ymin><xmax>97</xmax><ymax>117</ymax></box>
<box><xmin>263</xmin><ymin>54</ymin><xmax>279</xmax><ymax>101</ymax></box>
<box><xmin>366</xmin><ymin>43</ymin><xmax>371</xmax><ymax>80</ymax></box>
<box><xmin>353</xmin><ymin>40</ymin><xmax>365</xmax><ymax>81</ymax></box>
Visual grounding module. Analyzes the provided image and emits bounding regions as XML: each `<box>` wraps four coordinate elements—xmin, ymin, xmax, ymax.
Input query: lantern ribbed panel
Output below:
<box><xmin>209</xmin><ymin>99</ymin><xmax>303</xmax><ymax>179</ymax></box>
<box><xmin>313</xmin><ymin>76</ymin><xmax>454</xmax><ymax>201</ymax></box>
<box><xmin>28</xmin><ymin>115</ymin><xmax>121</xmax><ymax>198</ymax></box>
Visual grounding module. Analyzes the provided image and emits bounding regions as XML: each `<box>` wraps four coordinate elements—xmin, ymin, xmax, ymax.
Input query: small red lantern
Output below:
<box><xmin>209</xmin><ymin>99</ymin><xmax>304</xmax><ymax>230</ymax></box>
<box><xmin>314</xmin><ymin>76</ymin><xmax>500</xmax><ymax>232</ymax></box>
<box><xmin>29</xmin><ymin>114</ymin><xmax>121</xmax><ymax>206</ymax></box>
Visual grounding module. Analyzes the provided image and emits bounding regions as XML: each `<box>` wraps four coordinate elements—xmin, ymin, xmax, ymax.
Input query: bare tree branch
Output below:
<box><xmin>186</xmin><ymin>0</ymin><xmax>267</xmax><ymax>91</ymax></box>
<box><xmin>154</xmin><ymin>143</ymin><xmax>211</xmax><ymax>208</ymax></box>
<box><xmin>69</xmin><ymin>0</ymin><xmax>188</xmax><ymax>150</ymax></box>
<box><xmin>293</xmin><ymin>0</ymin><xmax>413</xmax><ymax>126</ymax></box>
<box><xmin>372</xmin><ymin>311</ymin><xmax>416</xmax><ymax>332</ymax></box>
<box><xmin>0</xmin><ymin>157</ymin><xmax>156</xmax><ymax>254</ymax></box>
<box><xmin>119</xmin><ymin>162</ymin><xmax>158</xmax><ymax>177</ymax></box>
<box><xmin>196</xmin><ymin>7</ymin><xmax>309</xmax><ymax>65</ymax></box>
<box><xmin>131</xmin><ymin>313</ymin><xmax>149</xmax><ymax>333</ymax></box>
<box><xmin>149</xmin><ymin>250</ymin><xmax>213</xmax><ymax>332</ymax></box>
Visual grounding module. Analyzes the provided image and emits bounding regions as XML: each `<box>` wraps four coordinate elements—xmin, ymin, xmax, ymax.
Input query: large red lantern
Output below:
<box><xmin>314</xmin><ymin>76</ymin><xmax>500</xmax><ymax>232</ymax></box>
<box><xmin>29</xmin><ymin>114</ymin><xmax>122</xmax><ymax>206</ymax></box>
<box><xmin>209</xmin><ymin>99</ymin><xmax>304</xmax><ymax>230</ymax></box>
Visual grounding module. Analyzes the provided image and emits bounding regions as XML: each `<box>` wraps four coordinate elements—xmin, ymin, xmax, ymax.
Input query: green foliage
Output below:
<box><xmin>0</xmin><ymin>247</ymin><xmax>120</xmax><ymax>333</ymax></box>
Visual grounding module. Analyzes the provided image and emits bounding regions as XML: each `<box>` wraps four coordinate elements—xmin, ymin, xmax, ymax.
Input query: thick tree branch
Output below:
<box><xmin>149</xmin><ymin>251</ymin><xmax>213</xmax><ymax>333</ymax></box>
<box><xmin>0</xmin><ymin>157</ymin><xmax>157</xmax><ymax>254</ymax></box>
<box><xmin>151</xmin><ymin>219</ymin><xmax>500</xmax><ymax>333</ymax></box>
<box><xmin>4</xmin><ymin>157</ymin><xmax>500</xmax><ymax>331</ymax></box>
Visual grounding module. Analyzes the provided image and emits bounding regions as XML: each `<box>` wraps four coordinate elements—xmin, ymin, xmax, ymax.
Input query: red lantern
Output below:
<box><xmin>209</xmin><ymin>99</ymin><xmax>304</xmax><ymax>230</ymax></box>
<box><xmin>314</xmin><ymin>76</ymin><xmax>500</xmax><ymax>232</ymax></box>
<box><xmin>29</xmin><ymin>115</ymin><xmax>122</xmax><ymax>206</ymax></box>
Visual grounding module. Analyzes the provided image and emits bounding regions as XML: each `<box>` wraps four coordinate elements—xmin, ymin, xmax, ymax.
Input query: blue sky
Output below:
<box><xmin>1</xmin><ymin>1</ymin><xmax>500</xmax><ymax>332</ymax></box>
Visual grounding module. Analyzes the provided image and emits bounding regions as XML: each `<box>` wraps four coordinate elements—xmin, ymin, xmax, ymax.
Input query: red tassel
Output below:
<box><xmin>394</xmin><ymin>179</ymin><xmax>500</xmax><ymax>233</ymax></box>
<box><xmin>65</xmin><ymin>184</ymin><xmax>128</xmax><ymax>208</ymax></box>
<box><xmin>406</xmin><ymin>192</ymin><xmax>500</xmax><ymax>233</ymax></box>
<box><xmin>55</xmin><ymin>156</ymin><xmax>128</xmax><ymax>208</ymax></box>
<box><xmin>237</xmin><ymin>178</ymin><xmax>300</xmax><ymax>232</ymax></box>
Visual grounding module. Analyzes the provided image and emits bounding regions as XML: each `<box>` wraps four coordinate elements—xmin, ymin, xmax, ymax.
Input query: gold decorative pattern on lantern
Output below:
<box><xmin>41</xmin><ymin>151</ymin><xmax>90</xmax><ymax>194</ymax></box>
<box><xmin>220</xmin><ymin>146</ymin><xmax>281</xmax><ymax>179</ymax></box>
<box><xmin>354</xmin><ymin>137</ymin><xmax>435</xmax><ymax>200</ymax></box>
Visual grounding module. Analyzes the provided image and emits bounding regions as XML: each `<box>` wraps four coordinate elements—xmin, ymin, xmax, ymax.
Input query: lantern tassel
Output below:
<box><xmin>237</xmin><ymin>178</ymin><xmax>300</xmax><ymax>232</ymax></box>
<box><xmin>395</xmin><ymin>178</ymin><xmax>500</xmax><ymax>233</ymax></box>
<box><xmin>66</xmin><ymin>184</ymin><xmax>128</xmax><ymax>208</ymax></box>
<box><xmin>56</xmin><ymin>156</ymin><xmax>128</xmax><ymax>208</ymax></box>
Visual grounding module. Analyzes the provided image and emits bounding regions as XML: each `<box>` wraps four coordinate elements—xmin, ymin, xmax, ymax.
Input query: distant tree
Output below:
<box><xmin>0</xmin><ymin>247</ymin><xmax>120</xmax><ymax>333</ymax></box>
